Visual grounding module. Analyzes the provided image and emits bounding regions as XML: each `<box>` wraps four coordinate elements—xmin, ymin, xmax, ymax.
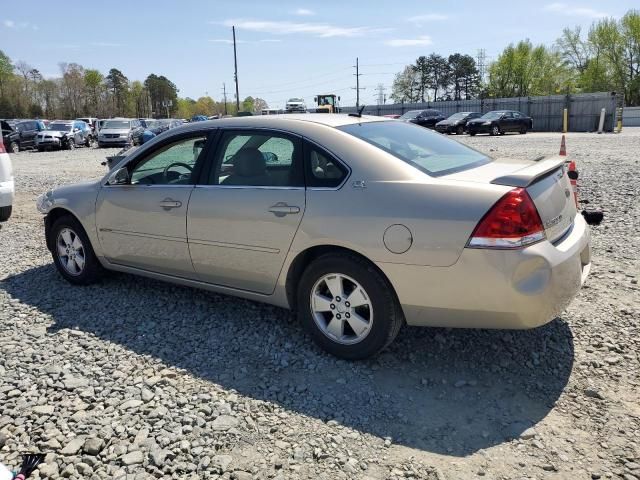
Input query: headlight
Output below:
<box><xmin>36</xmin><ymin>190</ymin><xmax>54</xmax><ymax>214</ymax></box>
<box><xmin>120</xmin><ymin>134</ymin><xmax>128</xmax><ymax>138</ymax></box>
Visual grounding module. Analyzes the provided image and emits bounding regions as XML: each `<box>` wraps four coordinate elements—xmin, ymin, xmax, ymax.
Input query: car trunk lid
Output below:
<box><xmin>447</xmin><ymin>155</ymin><xmax>576</xmax><ymax>243</ymax></box>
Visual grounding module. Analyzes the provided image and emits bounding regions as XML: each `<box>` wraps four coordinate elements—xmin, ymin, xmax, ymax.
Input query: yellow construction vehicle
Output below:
<box><xmin>314</xmin><ymin>94</ymin><xmax>340</xmax><ymax>113</ymax></box>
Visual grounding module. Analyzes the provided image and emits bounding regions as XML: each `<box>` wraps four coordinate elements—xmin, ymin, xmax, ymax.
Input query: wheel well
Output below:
<box><xmin>44</xmin><ymin>208</ymin><xmax>77</xmax><ymax>251</ymax></box>
<box><xmin>285</xmin><ymin>245</ymin><xmax>399</xmax><ymax>311</ymax></box>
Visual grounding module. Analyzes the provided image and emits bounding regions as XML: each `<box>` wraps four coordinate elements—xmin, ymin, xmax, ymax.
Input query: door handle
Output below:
<box><xmin>159</xmin><ymin>198</ymin><xmax>182</xmax><ymax>210</ymax></box>
<box><xmin>268</xmin><ymin>202</ymin><xmax>300</xmax><ymax>217</ymax></box>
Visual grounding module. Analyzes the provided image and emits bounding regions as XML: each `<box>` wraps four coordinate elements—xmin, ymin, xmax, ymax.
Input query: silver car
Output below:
<box><xmin>97</xmin><ymin>118</ymin><xmax>144</xmax><ymax>148</ymax></box>
<box><xmin>36</xmin><ymin>115</ymin><xmax>591</xmax><ymax>359</ymax></box>
<box><xmin>35</xmin><ymin>120</ymin><xmax>92</xmax><ymax>151</ymax></box>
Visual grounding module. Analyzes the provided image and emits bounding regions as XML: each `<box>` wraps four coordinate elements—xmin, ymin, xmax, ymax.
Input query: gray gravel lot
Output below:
<box><xmin>0</xmin><ymin>130</ymin><xmax>638</xmax><ymax>479</ymax></box>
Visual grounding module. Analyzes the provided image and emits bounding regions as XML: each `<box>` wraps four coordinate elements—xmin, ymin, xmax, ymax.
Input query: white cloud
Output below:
<box><xmin>407</xmin><ymin>14</ymin><xmax>448</xmax><ymax>23</ymax></box>
<box><xmin>91</xmin><ymin>42</ymin><xmax>124</xmax><ymax>47</ymax></box>
<box><xmin>220</xmin><ymin>19</ymin><xmax>384</xmax><ymax>38</ymax></box>
<box><xmin>384</xmin><ymin>35</ymin><xmax>433</xmax><ymax>47</ymax></box>
<box><xmin>543</xmin><ymin>3</ymin><xmax>608</xmax><ymax>18</ymax></box>
<box><xmin>293</xmin><ymin>8</ymin><xmax>315</xmax><ymax>16</ymax></box>
<box><xmin>3</xmin><ymin>19</ymin><xmax>38</xmax><ymax>30</ymax></box>
<box><xmin>258</xmin><ymin>39</ymin><xmax>282</xmax><ymax>43</ymax></box>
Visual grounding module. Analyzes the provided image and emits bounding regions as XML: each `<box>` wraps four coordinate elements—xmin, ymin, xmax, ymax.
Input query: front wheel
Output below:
<box><xmin>10</xmin><ymin>141</ymin><xmax>19</xmax><ymax>153</ymax></box>
<box><xmin>50</xmin><ymin>215</ymin><xmax>104</xmax><ymax>285</ymax></box>
<box><xmin>297</xmin><ymin>253</ymin><xmax>403</xmax><ymax>360</ymax></box>
<box><xmin>456</xmin><ymin>125</ymin><xmax>464</xmax><ymax>135</ymax></box>
<box><xmin>490</xmin><ymin>125</ymin><xmax>500</xmax><ymax>136</ymax></box>
<box><xmin>66</xmin><ymin>139</ymin><xmax>75</xmax><ymax>150</ymax></box>
<box><xmin>519</xmin><ymin>125</ymin><xmax>527</xmax><ymax>134</ymax></box>
<box><xmin>469</xmin><ymin>131</ymin><xmax>476</xmax><ymax>136</ymax></box>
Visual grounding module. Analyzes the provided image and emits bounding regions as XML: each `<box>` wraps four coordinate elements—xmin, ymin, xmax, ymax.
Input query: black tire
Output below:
<box><xmin>456</xmin><ymin>125</ymin><xmax>464</xmax><ymax>135</ymax></box>
<box><xmin>469</xmin><ymin>131</ymin><xmax>476</xmax><ymax>136</ymax></box>
<box><xmin>519</xmin><ymin>125</ymin><xmax>527</xmax><ymax>134</ymax></box>
<box><xmin>297</xmin><ymin>252</ymin><xmax>404</xmax><ymax>360</ymax></box>
<box><xmin>10</xmin><ymin>141</ymin><xmax>19</xmax><ymax>153</ymax></box>
<box><xmin>0</xmin><ymin>205</ymin><xmax>11</xmax><ymax>222</ymax></box>
<box><xmin>66</xmin><ymin>139</ymin><xmax>75</xmax><ymax>150</ymax></box>
<box><xmin>37</xmin><ymin>147</ymin><xmax>44</xmax><ymax>152</ymax></box>
<box><xmin>490</xmin><ymin>125</ymin><xmax>500</xmax><ymax>136</ymax></box>
<box><xmin>49</xmin><ymin>214</ymin><xmax>104</xmax><ymax>285</ymax></box>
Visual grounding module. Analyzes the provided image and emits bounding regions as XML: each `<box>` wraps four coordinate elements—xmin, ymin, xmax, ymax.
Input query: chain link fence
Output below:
<box><xmin>339</xmin><ymin>92</ymin><xmax>619</xmax><ymax>132</ymax></box>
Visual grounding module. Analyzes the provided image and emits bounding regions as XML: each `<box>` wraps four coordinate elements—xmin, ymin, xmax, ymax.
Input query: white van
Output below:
<box><xmin>0</xmin><ymin>139</ymin><xmax>14</xmax><ymax>221</ymax></box>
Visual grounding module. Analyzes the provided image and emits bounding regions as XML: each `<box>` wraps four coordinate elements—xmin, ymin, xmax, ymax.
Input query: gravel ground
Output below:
<box><xmin>0</xmin><ymin>130</ymin><xmax>638</xmax><ymax>480</ymax></box>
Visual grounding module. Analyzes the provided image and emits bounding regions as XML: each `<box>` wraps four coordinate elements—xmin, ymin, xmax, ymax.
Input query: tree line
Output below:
<box><xmin>391</xmin><ymin>9</ymin><xmax>639</xmax><ymax>106</ymax></box>
<box><xmin>0</xmin><ymin>52</ymin><xmax>269</xmax><ymax>119</ymax></box>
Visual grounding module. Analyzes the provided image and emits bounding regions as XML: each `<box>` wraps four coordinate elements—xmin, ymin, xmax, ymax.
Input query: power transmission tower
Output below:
<box><xmin>376</xmin><ymin>83</ymin><xmax>386</xmax><ymax>105</ymax></box>
<box><xmin>352</xmin><ymin>57</ymin><xmax>365</xmax><ymax>109</ymax></box>
<box><xmin>477</xmin><ymin>49</ymin><xmax>486</xmax><ymax>86</ymax></box>
<box><xmin>221</xmin><ymin>83</ymin><xmax>228</xmax><ymax>115</ymax></box>
<box><xmin>233</xmin><ymin>26</ymin><xmax>240</xmax><ymax>112</ymax></box>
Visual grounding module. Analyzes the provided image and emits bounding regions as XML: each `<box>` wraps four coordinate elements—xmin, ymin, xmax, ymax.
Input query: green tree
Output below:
<box><xmin>390</xmin><ymin>66</ymin><xmax>420</xmax><ymax>103</ymax></box>
<box><xmin>241</xmin><ymin>96</ymin><xmax>255</xmax><ymax>113</ymax></box>
<box><xmin>144</xmin><ymin>74</ymin><xmax>178</xmax><ymax>117</ymax></box>
<box><xmin>448</xmin><ymin>53</ymin><xmax>480</xmax><ymax>100</ymax></box>
<box><xmin>106</xmin><ymin>68</ymin><xmax>129</xmax><ymax>116</ymax></box>
<box><xmin>84</xmin><ymin>69</ymin><xmax>104</xmax><ymax>114</ymax></box>
<box><xmin>0</xmin><ymin>50</ymin><xmax>13</xmax><ymax>101</ymax></box>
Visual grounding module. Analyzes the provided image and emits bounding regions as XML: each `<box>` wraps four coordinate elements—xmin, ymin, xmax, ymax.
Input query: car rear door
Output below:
<box><xmin>187</xmin><ymin>128</ymin><xmax>306</xmax><ymax>294</ymax></box>
<box><xmin>95</xmin><ymin>131</ymin><xmax>212</xmax><ymax>277</ymax></box>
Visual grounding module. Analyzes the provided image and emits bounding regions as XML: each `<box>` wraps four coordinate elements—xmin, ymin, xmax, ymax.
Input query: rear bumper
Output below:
<box><xmin>0</xmin><ymin>178</ymin><xmax>15</xmax><ymax>207</ymax></box>
<box><xmin>377</xmin><ymin>214</ymin><xmax>591</xmax><ymax>329</ymax></box>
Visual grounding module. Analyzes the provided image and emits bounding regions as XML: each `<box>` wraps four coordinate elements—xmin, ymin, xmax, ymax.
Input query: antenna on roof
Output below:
<box><xmin>348</xmin><ymin>104</ymin><xmax>367</xmax><ymax>118</ymax></box>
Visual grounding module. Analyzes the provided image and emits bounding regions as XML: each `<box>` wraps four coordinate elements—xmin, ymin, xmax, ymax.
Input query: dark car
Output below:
<box><xmin>466</xmin><ymin>110</ymin><xmax>533</xmax><ymax>136</ymax></box>
<box><xmin>399</xmin><ymin>109</ymin><xmax>446</xmax><ymax>129</ymax></box>
<box><xmin>2</xmin><ymin>119</ymin><xmax>46</xmax><ymax>152</ymax></box>
<box><xmin>435</xmin><ymin>111</ymin><xmax>482</xmax><ymax>135</ymax></box>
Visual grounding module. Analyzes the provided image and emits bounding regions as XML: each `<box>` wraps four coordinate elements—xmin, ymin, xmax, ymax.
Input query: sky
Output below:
<box><xmin>0</xmin><ymin>0</ymin><xmax>636</xmax><ymax>110</ymax></box>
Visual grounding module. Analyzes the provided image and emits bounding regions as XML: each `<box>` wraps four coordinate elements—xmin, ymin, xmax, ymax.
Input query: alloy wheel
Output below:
<box><xmin>56</xmin><ymin>228</ymin><xmax>86</xmax><ymax>276</ymax></box>
<box><xmin>310</xmin><ymin>273</ymin><xmax>374</xmax><ymax>345</ymax></box>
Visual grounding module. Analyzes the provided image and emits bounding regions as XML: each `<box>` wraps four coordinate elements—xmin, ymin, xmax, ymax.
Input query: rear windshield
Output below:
<box><xmin>103</xmin><ymin>120</ymin><xmax>130</xmax><ymax>129</ymax></box>
<box><xmin>338</xmin><ymin>121</ymin><xmax>491</xmax><ymax>176</ymax></box>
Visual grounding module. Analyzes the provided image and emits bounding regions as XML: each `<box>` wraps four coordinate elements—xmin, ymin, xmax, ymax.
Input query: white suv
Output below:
<box><xmin>0</xmin><ymin>139</ymin><xmax>13</xmax><ymax>221</ymax></box>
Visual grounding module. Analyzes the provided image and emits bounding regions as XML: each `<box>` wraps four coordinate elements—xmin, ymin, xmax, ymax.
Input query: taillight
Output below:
<box><xmin>0</xmin><ymin>141</ymin><xmax>5</xmax><ymax>154</ymax></box>
<box><xmin>467</xmin><ymin>188</ymin><xmax>545</xmax><ymax>249</ymax></box>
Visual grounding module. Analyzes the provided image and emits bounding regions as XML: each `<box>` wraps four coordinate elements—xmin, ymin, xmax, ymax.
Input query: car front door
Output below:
<box><xmin>187</xmin><ymin>129</ymin><xmax>306</xmax><ymax>294</ymax></box>
<box><xmin>95</xmin><ymin>131</ymin><xmax>212</xmax><ymax>276</ymax></box>
<box><xmin>501</xmin><ymin>112</ymin><xmax>515</xmax><ymax>131</ymax></box>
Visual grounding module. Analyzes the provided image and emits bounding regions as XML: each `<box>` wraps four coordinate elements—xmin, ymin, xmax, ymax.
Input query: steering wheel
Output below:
<box><xmin>163</xmin><ymin>162</ymin><xmax>193</xmax><ymax>182</ymax></box>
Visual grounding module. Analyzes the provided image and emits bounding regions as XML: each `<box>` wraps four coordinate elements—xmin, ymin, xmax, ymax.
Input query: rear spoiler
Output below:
<box><xmin>491</xmin><ymin>155</ymin><xmax>566</xmax><ymax>188</ymax></box>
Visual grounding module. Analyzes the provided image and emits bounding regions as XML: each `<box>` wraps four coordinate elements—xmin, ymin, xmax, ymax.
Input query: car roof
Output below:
<box><xmin>178</xmin><ymin>113</ymin><xmax>388</xmax><ymax>131</ymax></box>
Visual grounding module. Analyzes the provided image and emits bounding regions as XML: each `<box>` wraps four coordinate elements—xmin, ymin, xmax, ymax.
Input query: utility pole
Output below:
<box><xmin>376</xmin><ymin>83</ymin><xmax>386</xmax><ymax>105</ymax></box>
<box><xmin>233</xmin><ymin>26</ymin><xmax>240</xmax><ymax>113</ymax></box>
<box><xmin>221</xmin><ymin>82</ymin><xmax>228</xmax><ymax>115</ymax></box>
<box><xmin>477</xmin><ymin>48</ymin><xmax>486</xmax><ymax>87</ymax></box>
<box><xmin>352</xmin><ymin>57</ymin><xmax>364</xmax><ymax>109</ymax></box>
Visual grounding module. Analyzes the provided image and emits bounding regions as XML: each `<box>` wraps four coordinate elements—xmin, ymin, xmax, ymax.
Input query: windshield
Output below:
<box><xmin>447</xmin><ymin>112</ymin><xmax>468</xmax><ymax>120</ymax></box>
<box><xmin>481</xmin><ymin>111</ymin><xmax>505</xmax><ymax>120</ymax></box>
<box><xmin>338</xmin><ymin>121</ymin><xmax>491</xmax><ymax>176</ymax></box>
<box><xmin>49</xmin><ymin>123</ymin><xmax>72</xmax><ymax>132</ymax></box>
<box><xmin>288</xmin><ymin>98</ymin><xmax>303</xmax><ymax>103</ymax></box>
<box><xmin>399</xmin><ymin>110</ymin><xmax>422</xmax><ymax>120</ymax></box>
<box><xmin>103</xmin><ymin>120</ymin><xmax>130</xmax><ymax>129</ymax></box>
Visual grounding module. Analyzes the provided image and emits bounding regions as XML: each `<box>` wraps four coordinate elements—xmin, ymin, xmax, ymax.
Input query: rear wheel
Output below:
<box><xmin>490</xmin><ymin>125</ymin><xmax>500</xmax><ymax>136</ymax></box>
<box><xmin>469</xmin><ymin>131</ymin><xmax>476</xmax><ymax>136</ymax></box>
<box><xmin>10</xmin><ymin>141</ymin><xmax>19</xmax><ymax>153</ymax></box>
<box><xmin>519</xmin><ymin>125</ymin><xmax>527</xmax><ymax>134</ymax></box>
<box><xmin>66</xmin><ymin>139</ymin><xmax>75</xmax><ymax>150</ymax></box>
<box><xmin>0</xmin><ymin>206</ymin><xmax>12</xmax><ymax>222</ymax></box>
<box><xmin>456</xmin><ymin>125</ymin><xmax>464</xmax><ymax>135</ymax></box>
<box><xmin>297</xmin><ymin>253</ymin><xmax>403</xmax><ymax>360</ymax></box>
<box><xmin>50</xmin><ymin>215</ymin><xmax>104</xmax><ymax>285</ymax></box>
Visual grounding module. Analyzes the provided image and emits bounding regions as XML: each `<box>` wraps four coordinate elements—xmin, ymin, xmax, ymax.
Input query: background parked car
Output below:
<box><xmin>435</xmin><ymin>111</ymin><xmax>482</xmax><ymax>134</ymax></box>
<box><xmin>400</xmin><ymin>109</ymin><xmax>446</xmax><ymax>129</ymax></box>
<box><xmin>36</xmin><ymin>120</ymin><xmax>92</xmax><ymax>150</ymax></box>
<box><xmin>97</xmin><ymin>118</ymin><xmax>144</xmax><ymax>147</ymax></box>
<box><xmin>1</xmin><ymin>119</ymin><xmax>45</xmax><ymax>152</ymax></box>
<box><xmin>0</xmin><ymin>137</ymin><xmax>13</xmax><ymax>222</ymax></box>
<box><xmin>76</xmin><ymin>117</ymin><xmax>98</xmax><ymax>133</ymax></box>
<box><xmin>466</xmin><ymin>110</ymin><xmax>533</xmax><ymax>136</ymax></box>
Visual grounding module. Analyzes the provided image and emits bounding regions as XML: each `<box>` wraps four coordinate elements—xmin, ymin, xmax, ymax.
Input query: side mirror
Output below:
<box><xmin>107</xmin><ymin>167</ymin><xmax>130</xmax><ymax>185</ymax></box>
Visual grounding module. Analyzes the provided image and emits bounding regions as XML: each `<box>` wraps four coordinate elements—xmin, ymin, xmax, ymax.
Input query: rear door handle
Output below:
<box><xmin>159</xmin><ymin>198</ymin><xmax>182</xmax><ymax>210</ymax></box>
<box><xmin>269</xmin><ymin>203</ymin><xmax>300</xmax><ymax>217</ymax></box>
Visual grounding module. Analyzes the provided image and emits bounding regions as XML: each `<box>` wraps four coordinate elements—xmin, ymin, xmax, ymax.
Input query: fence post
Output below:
<box><xmin>564</xmin><ymin>94</ymin><xmax>571</xmax><ymax>132</ymax></box>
